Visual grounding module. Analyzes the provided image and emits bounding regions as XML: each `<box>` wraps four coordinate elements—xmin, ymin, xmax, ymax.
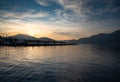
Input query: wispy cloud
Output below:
<box><xmin>56</xmin><ymin>0</ymin><xmax>83</xmax><ymax>15</ymax></box>
<box><xmin>55</xmin><ymin>0</ymin><xmax>120</xmax><ymax>21</ymax></box>
<box><xmin>51</xmin><ymin>0</ymin><xmax>88</xmax><ymax>25</ymax></box>
<box><xmin>0</xmin><ymin>10</ymin><xmax>49</xmax><ymax>19</ymax></box>
<box><xmin>35</xmin><ymin>0</ymin><xmax>50</xmax><ymax>6</ymax></box>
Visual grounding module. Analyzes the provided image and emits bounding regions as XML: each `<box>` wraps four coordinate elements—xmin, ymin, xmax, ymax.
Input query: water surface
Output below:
<box><xmin>0</xmin><ymin>44</ymin><xmax>120</xmax><ymax>82</ymax></box>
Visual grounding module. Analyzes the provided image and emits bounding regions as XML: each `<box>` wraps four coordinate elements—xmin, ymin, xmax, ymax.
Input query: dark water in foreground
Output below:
<box><xmin>0</xmin><ymin>44</ymin><xmax>120</xmax><ymax>82</ymax></box>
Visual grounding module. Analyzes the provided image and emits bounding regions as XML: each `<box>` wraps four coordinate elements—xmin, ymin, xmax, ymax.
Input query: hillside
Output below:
<box><xmin>78</xmin><ymin>30</ymin><xmax>120</xmax><ymax>45</ymax></box>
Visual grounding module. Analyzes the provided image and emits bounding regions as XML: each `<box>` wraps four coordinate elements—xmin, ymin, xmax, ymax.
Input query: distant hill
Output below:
<box><xmin>61</xmin><ymin>39</ymin><xmax>77</xmax><ymax>44</ymax></box>
<box><xmin>78</xmin><ymin>30</ymin><xmax>120</xmax><ymax>45</ymax></box>
<box><xmin>39</xmin><ymin>37</ymin><xmax>55</xmax><ymax>41</ymax></box>
<box><xmin>6</xmin><ymin>34</ymin><xmax>56</xmax><ymax>42</ymax></box>
<box><xmin>7</xmin><ymin>34</ymin><xmax>37</xmax><ymax>40</ymax></box>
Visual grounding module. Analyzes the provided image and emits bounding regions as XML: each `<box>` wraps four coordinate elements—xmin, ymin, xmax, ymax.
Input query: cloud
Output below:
<box><xmin>52</xmin><ymin>0</ymin><xmax>88</xmax><ymax>25</ymax></box>
<box><xmin>52</xmin><ymin>27</ymin><xmax>89</xmax><ymax>39</ymax></box>
<box><xmin>82</xmin><ymin>0</ymin><xmax>120</xmax><ymax>15</ymax></box>
<box><xmin>56</xmin><ymin>0</ymin><xmax>83</xmax><ymax>15</ymax></box>
<box><xmin>54</xmin><ymin>31</ymin><xmax>79</xmax><ymax>37</ymax></box>
<box><xmin>34</xmin><ymin>0</ymin><xmax>84</xmax><ymax>25</ymax></box>
<box><xmin>0</xmin><ymin>10</ymin><xmax>49</xmax><ymax>19</ymax></box>
<box><xmin>35</xmin><ymin>0</ymin><xmax>51</xmax><ymax>6</ymax></box>
<box><xmin>55</xmin><ymin>0</ymin><xmax>120</xmax><ymax>21</ymax></box>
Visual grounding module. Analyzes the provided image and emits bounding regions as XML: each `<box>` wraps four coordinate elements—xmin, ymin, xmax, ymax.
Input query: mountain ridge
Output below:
<box><xmin>78</xmin><ymin>29</ymin><xmax>120</xmax><ymax>45</ymax></box>
<box><xmin>7</xmin><ymin>34</ymin><xmax>55</xmax><ymax>41</ymax></box>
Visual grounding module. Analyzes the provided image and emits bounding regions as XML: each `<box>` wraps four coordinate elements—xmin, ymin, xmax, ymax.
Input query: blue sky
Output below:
<box><xmin>0</xmin><ymin>0</ymin><xmax>120</xmax><ymax>40</ymax></box>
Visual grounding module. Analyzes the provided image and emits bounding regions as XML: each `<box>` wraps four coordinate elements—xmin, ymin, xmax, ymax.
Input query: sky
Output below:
<box><xmin>0</xmin><ymin>0</ymin><xmax>120</xmax><ymax>40</ymax></box>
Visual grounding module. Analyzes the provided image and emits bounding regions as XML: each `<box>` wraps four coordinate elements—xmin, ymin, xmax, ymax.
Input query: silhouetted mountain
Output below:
<box><xmin>6</xmin><ymin>34</ymin><xmax>56</xmax><ymax>41</ymax></box>
<box><xmin>7</xmin><ymin>34</ymin><xmax>37</xmax><ymax>40</ymax></box>
<box><xmin>78</xmin><ymin>30</ymin><xmax>120</xmax><ymax>45</ymax></box>
<box><xmin>61</xmin><ymin>39</ymin><xmax>77</xmax><ymax>44</ymax></box>
<box><xmin>39</xmin><ymin>37</ymin><xmax>55</xmax><ymax>41</ymax></box>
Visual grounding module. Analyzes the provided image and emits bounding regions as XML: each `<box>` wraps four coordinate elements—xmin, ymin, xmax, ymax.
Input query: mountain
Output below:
<box><xmin>7</xmin><ymin>34</ymin><xmax>37</xmax><ymax>40</ymax></box>
<box><xmin>78</xmin><ymin>30</ymin><xmax>120</xmax><ymax>45</ymax></box>
<box><xmin>7</xmin><ymin>34</ymin><xmax>56</xmax><ymax>41</ymax></box>
<box><xmin>61</xmin><ymin>39</ymin><xmax>77</xmax><ymax>44</ymax></box>
<box><xmin>39</xmin><ymin>37</ymin><xmax>55</xmax><ymax>41</ymax></box>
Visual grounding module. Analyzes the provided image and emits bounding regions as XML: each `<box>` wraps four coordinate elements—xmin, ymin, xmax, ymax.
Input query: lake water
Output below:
<box><xmin>0</xmin><ymin>44</ymin><xmax>120</xmax><ymax>82</ymax></box>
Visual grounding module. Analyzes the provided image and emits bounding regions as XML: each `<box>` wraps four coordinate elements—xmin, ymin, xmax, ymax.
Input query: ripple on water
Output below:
<box><xmin>0</xmin><ymin>45</ymin><xmax>120</xmax><ymax>82</ymax></box>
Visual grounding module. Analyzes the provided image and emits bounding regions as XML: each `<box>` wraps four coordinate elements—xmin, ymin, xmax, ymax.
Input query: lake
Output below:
<box><xmin>0</xmin><ymin>44</ymin><xmax>120</xmax><ymax>82</ymax></box>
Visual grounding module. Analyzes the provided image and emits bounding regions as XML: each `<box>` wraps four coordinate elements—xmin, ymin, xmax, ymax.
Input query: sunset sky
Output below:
<box><xmin>0</xmin><ymin>0</ymin><xmax>120</xmax><ymax>40</ymax></box>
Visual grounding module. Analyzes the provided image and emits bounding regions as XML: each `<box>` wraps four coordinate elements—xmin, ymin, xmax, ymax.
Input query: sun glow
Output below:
<box><xmin>28</xmin><ymin>32</ymin><xmax>36</xmax><ymax>37</ymax></box>
<box><xmin>27</xmin><ymin>29</ymin><xmax>37</xmax><ymax>37</ymax></box>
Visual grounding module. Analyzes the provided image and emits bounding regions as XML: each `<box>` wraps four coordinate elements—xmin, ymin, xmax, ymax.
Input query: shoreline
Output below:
<box><xmin>0</xmin><ymin>43</ymin><xmax>78</xmax><ymax>46</ymax></box>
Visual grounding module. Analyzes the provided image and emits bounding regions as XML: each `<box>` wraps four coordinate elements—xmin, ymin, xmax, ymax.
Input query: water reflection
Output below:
<box><xmin>0</xmin><ymin>44</ymin><xmax>120</xmax><ymax>82</ymax></box>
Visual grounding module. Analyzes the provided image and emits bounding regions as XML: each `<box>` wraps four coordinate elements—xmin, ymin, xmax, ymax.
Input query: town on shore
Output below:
<box><xmin>0</xmin><ymin>34</ymin><xmax>77</xmax><ymax>46</ymax></box>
